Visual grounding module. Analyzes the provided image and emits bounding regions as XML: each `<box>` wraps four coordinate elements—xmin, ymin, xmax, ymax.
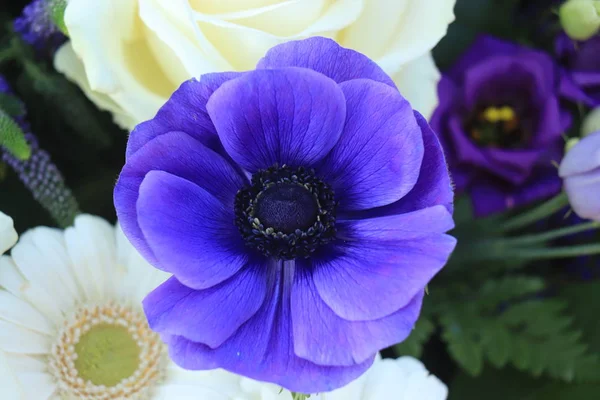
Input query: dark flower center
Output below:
<box><xmin>234</xmin><ymin>165</ymin><xmax>337</xmax><ymax>260</ymax></box>
<box><xmin>253</xmin><ymin>183</ymin><xmax>319</xmax><ymax>234</ymax></box>
<box><xmin>466</xmin><ymin>105</ymin><xmax>529</xmax><ymax>149</ymax></box>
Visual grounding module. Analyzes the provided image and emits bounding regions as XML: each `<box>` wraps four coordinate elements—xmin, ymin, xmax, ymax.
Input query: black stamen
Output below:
<box><xmin>234</xmin><ymin>165</ymin><xmax>337</xmax><ymax>260</ymax></box>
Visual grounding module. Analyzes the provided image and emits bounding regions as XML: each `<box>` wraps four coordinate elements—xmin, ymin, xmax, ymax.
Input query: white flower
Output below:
<box><xmin>0</xmin><ymin>211</ymin><xmax>18</xmax><ymax>254</ymax></box>
<box><xmin>54</xmin><ymin>0</ymin><xmax>456</xmax><ymax>129</ymax></box>
<box><xmin>0</xmin><ymin>214</ymin><xmax>263</xmax><ymax>399</ymax></box>
<box><xmin>310</xmin><ymin>356</ymin><xmax>448</xmax><ymax>400</ymax></box>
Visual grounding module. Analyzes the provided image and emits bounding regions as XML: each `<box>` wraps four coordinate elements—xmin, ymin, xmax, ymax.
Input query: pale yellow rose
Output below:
<box><xmin>55</xmin><ymin>0</ymin><xmax>456</xmax><ymax>130</ymax></box>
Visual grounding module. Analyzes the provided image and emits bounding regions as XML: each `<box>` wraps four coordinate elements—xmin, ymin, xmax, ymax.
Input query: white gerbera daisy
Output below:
<box><xmin>0</xmin><ymin>213</ymin><xmax>448</xmax><ymax>400</ymax></box>
<box><xmin>0</xmin><ymin>214</ymin><xmax>250</xmax><ymax>400</ymax></box>
<box><xmin>0</xmin><ymin>211</ymin><xmax>18</xmax><ymax>254</ymax></box>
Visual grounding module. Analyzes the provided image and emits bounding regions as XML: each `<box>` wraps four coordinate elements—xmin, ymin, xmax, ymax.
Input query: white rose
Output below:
<box><xmin>54</xmin><ymin>0</ymin><xmax>456</xmax><ymax>130</ymax></box>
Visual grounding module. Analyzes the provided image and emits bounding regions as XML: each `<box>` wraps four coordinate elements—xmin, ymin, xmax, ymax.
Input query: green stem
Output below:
<box><xmin>501</xmin><ymin>192</ymin><xmax>569</xmax><ymax>232</ymax></box>
<box><xmin>510</xmin><ymin>244</ymin><xmax>600</xmax><ymax>260</ymax></box>
<box><xmin>0</xmin><ymin>46</ymin><xmax>17</xmax><ymax>65</ymax></box>
<box><xmin>503</xmin><ymin>221</ymin><xmax>600</xmax><ymax>246</ymax></box>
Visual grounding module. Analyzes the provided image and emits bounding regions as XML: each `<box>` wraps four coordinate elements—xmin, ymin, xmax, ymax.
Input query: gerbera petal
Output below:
<box><xmin>316</xmin><ymin>79</ymin><xmax>424</xmax><ymax>211</ymax></box>
<box><xmin>10</xmin><ymin>242</ymin><xmax>77</xmax><ymax>316</ymax></box>
<box><xmin>137</xmin><ymin>170</ymin><xmax>247</xmax><ymax>290</ymax></box>
<box><xmin>0</xmin><ymin>291</ymin><xmax>52</xmax><ymax>335</ymax></box>
<box><xmin>207</xmin><ymin>67</ymin><xmax>346</xmax><ymax>173</ymax></box>
<box><xmin>143</xmin><ymin>265</ymin><xmax>266</xmax><ymax>348</ymax></box>
<box><xmin>314</xmin><ymin>206</ymin><xmax>455</xmax><ymax>321</ymax></box>
<box><xmin>64</xmin><ymin>215</ymin><xmax>116</xmax><ymax>302</ymax></box>
<box><xmin>163</xmin><ymin>266</ymin><xmax>373</xmax><ymax>393</ymax></box>
<box><xmin>0</xmin><ymin>256</ymin><xmax>63</xmax><ymax>323</ymax></box>
<box><xmin>0</xmin><ymin>320</ymin><xmax>50</xmax><ymax>354</ymax></box>
<box><xmin>18</xmin><ymin>227</ymin><xmax>81</xmax><ymax>303</ymax></box>
<box><xmin>0</xmin><ymin>351</ymin><xmax>24</xmax><ymax>399</ymax></box>
<box><xmin>126</xmin><ymin>72</ymin><xmax>242</xmax><ymax>159</ymax></box>
<box><xmin>292</xmin><ymin>268</ymin><xmax>424</xmax><ymax>366</ymax></box>
<box><xmin>154</xmin><ymin>384</ymin><xmax>231</xmax><ymax>400</ymax></box>
<box><xmin>256</xmin><ymin>37</ymin><xmax>396</xmax><ymax>88</ymax></box>
<box><xmin>16</xmin><ymin>372</ymin><xmax>56</xmax><ymax>400</ymax></box>
<box><xmin>359</xmin><ymin>112</ymin><xmax>454</xmax><ymax>217</ymax></box>
<box><xmin>0</xmin><ymin>212</ymin><xmax>17</xmax><ymax>254</ymax></box>
<box><xmin>115</xmin><ymin>131</ymin><xmax>247</xmax><ymax>266</ymax></box>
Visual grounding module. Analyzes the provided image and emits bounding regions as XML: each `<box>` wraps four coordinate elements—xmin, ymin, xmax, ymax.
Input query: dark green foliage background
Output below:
<box><xmin>1</xmin><ymin>1</ymin><xmax>599</xmax><ymax>399</ymax></box>
<box><xmin>1</xmin><ymin>0</ymin><xmax>128</xmax><ymax>233</ymax></box>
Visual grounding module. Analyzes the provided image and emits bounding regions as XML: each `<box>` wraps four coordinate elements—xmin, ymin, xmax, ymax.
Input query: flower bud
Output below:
<box><xmin>582</xmin><ymin>106</ymin><xmax>600</xmax><ymax>137</ymax></box>
<box><xmin>49</xmin><ymin>0</ymin><xmax>68</xmax><ymax>36</ymax></box>
<box><xmin>559</xmin><ymin>131</ymin><xmax>600</xmax><ymax>221</ymax></box>
<box><xmin>559</xmin><ymin>0</ymin><xmax>600</xmax><ymax>41</ymax></box>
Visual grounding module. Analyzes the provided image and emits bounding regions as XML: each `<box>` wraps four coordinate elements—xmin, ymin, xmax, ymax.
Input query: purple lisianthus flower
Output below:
<box><xmin>14</xmin><ymin>0</ymin><xmax>66</xmax><ymax>53</ymax></box>
<box><xmin>556</xmin><ymin>32</ymin><xmax>600</xmax><ymax>106</ymax></box>
<box><xmin>114</xmin><ymin>37</ymin><xmax>455</xmax><ymax>392</ymax></box>
<box><xmin>431</xmin><ymin>35</ymin><xmax>571</xmax><ymax>217</ymax></box>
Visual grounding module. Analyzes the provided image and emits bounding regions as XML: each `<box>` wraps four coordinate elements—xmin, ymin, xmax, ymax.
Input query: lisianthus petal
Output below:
<box><xmin>314</xmin><ymin>206</ymin><xmax>455</xmax><ymax>321</ymax></box>
<box><xmin>115</xmin><ymin>131</ymin><xmax>246</xmax><ymax>267</ymax></box>
<box><xmin>470</xmin><ymin>171</ymin><xmax>562</xmax><ymax>217</ymax></box>
<box><xmin>256</xmin><ymin>37</ymin><xmax>396</xmax><ymax>88</ymax></box>
<box><xmin>143</xmin><ymin>266</ymin><xmax>266</xmax><ymax>348</ymax></box>
<box><xmin>126</xmin><ymin>72</ymin><xmax>242</xmax><ymax>159</ymax></box>
<box><xmin>164</xmin><ymin>266</ymin><xmax>373</xmax><ymax>393</ymax></box>
<box><xmin>359</xmin><ymin>112</ymin><xmax>453</xmax><ymax>217</ymax></box>
<box><xmin>447</xmin><ymin>116</ymin><xmax>541</xmax><ymax>185</ymax></box>
<box><xmin>317</xmin><ymin>79</ymin><xmax>423</xmax><ymax>211</ymax></box>
<box><xmin>137</xmin><ymin>170</ymin><xmax>247</xmax><ymax>290</ymax></box>
<box><xmin>207</xmin><ymin>67</ymin><xmax>346</xmax><ymax>172</ymax></box>
<box><xmin>292</xmin><ymin>268</ymin><xmax>424</xmax><ymax>366</ymax></box>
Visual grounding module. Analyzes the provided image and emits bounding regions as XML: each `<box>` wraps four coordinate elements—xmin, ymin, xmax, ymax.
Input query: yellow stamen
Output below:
<box><xmin>482</xmin><ymin>106</ymin><xmax>516</xmax><ymax>123</ymax></box>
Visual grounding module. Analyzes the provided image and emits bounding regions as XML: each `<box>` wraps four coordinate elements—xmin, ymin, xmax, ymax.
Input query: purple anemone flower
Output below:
<box><xmin>431</xmin><ymin>35</ymin><xmax>571</xmax><ymax>217</ymax></box>
<box><xmin>114</xmin><ymin>37</ymin><xmax>456</xmax><ymax>392</ymax></box>
<box><xmin>556</xmin><ymin>32</ymin><xmax>600</xmax><ymax>107</ymax></box>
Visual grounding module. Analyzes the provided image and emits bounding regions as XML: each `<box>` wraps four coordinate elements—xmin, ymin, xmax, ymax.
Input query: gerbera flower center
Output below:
<box><xmin>235</xmin><ymin>165</ymin><xmax>337</xmax><ymax>260</ymax></box>
<box><xmin>467</xmin><ymin>105</ymin><xmax>528</xmax><ymax>148</ymax></box>
<box><xmin>48</xmin><ymin>303</ymin><xmax>165</xmax><ymax>399</ymax></box>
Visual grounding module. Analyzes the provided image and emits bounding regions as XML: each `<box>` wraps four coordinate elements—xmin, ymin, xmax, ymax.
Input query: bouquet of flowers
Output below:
<box><xmin>0</xmin><ymin>0</ymin><xmax>599</xmax><ymax>399</ymax></box>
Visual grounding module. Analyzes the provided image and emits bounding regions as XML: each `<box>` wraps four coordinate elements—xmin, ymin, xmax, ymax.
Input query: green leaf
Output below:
<box><xmin>0</xmin><ymin>93</ymin><xmax>25</xmax><ymax>117</ymax></box>
<box><xmin>394</xmin><ymin>316</ymin><xmax>435</xmax><ymax>358</ymax></box>
<box><xmin>436</xmin><ymin>277</ymin><xmax>599</xmax><ymax>382</ymax></box>
<box><xmin>0</xmin><ymin>110</ymin><xmax>30</xmax><ymax>160</ymax></box>
<box><xmin>451</xmin><ymin>368</ymin><xmax>600</xmax><ymax>400</ymax></box>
